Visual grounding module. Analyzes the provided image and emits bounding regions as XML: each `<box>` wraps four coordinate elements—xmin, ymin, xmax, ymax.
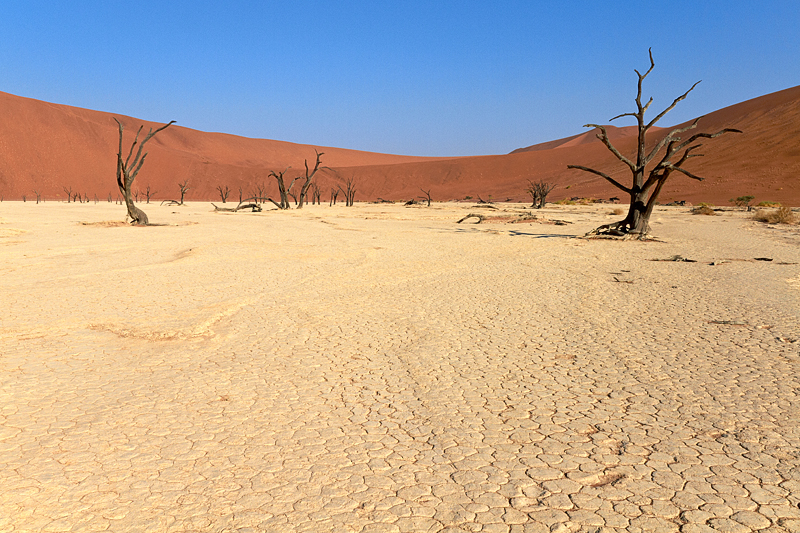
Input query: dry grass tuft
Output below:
<box><xmin>752</xmin><ymin>207</ymin><xmax>797</xmax><ymax>224</ymax></box>
<box><xmin>691</xmin><ymin>205</ymin><xmax>717</xmax><ymax>216</ymax></box>
<box><xmin>610</xmin><ymin>208</ymin><xmax>624</xmax><ymax>216</ymax></box>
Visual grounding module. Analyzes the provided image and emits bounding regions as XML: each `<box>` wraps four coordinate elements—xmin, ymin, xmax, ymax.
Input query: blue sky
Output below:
<box><xmin>1</xmin><ymin>1</ymin><xmax>798</xmax><ymax>156</ymax></box>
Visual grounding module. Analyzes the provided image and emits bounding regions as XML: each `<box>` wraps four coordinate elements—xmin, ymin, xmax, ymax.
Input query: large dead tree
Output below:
<box><xmin>568</xmin><ymin>50</ymin><xmax>740</xmax><ymax>238</ymax></box>
<box><xmin>115</xmin><ymin>118</ymin><xmax>175</xmax><ymax>225</ymax></box>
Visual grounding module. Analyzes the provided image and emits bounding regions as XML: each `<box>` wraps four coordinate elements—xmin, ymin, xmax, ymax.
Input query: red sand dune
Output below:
<box><xmin>0</xmin><ymin>86</ymin><xmax>798</xmax><ymax>206</ymax></box>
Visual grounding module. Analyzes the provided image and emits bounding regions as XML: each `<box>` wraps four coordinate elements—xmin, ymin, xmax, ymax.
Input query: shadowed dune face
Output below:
<box><xmin>0</xmin><ymin>85</ymin><xmax>798</xmax><ymax>206</ymax></box>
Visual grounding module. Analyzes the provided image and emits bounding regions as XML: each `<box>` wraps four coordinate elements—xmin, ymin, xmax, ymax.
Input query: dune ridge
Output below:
<box><xmin>0</xmin><ymin>85</ymin><xmax>798</xmax><ymax>205</ymax></box>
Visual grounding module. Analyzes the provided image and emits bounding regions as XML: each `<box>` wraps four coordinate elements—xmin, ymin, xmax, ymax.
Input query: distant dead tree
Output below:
<box><xmin>144</xmin><ymin>185</ymin><xmax>156</xmax><ymax>203</ymax></box>
<box><xmin>114</xmin><ymin>118</ymin><xmax>175</xmax><ymax>225</ymax></box>
<box><xmin>310</xmin><ymin>182</ymin><xmax>321</xmax><ymax>205</ymax></box>
<box><xmin>22</xmin><ymin>194</ymin><xmax>27</xmax><ymax>202</ymax></box>
<box><xmin>33</xmin><ymin>190</ymin><xmax>41</xmax><ymax>204</ymax></box>
<box><xmin>162</xmin><ymin>179</ymin><xmax>190</xmax><ymax>206</ymax></box>
<box><xmin>133</xmin><ymin>189</ymin><xmax>141</xmax><ymax>202</ymax></box>
<box><xmin>178</xmin><ymin>180</ymin><xmax>190</xmax><ymax>204</ymax></box>
<box><xmin>238</xmin><ymin>186</ymin><xmax>244</xmax><ymax>204</ymax></box>
<box><xmin>568</xmin><ymin>49</ymin><xmax>740</xmax><ymax>238</ymax></box>
<box><xmin>250</xmin><ymin>183</ymin><xmax>267</xmax><ymax>204</ymax></box>
<box><xmin>94</xmin><ymin>194</ymin><xmax>99</xmax><ymax>204</ymax></box>
<box><xmin>418</xmin><ymin>188</ymin><xmax>432</xmax><ymax>207</ymax></box>
<box><xmin>296</xmin><ymin>150</ymin><xmax>325</xmax><ymax>209</ymax></box>
<box><xmin>330</xmin><ymin>187</ymin><xmax>339</xmax><ymax>206</ymax></box>
<box><xmin>72</xmin><ymin>191</ymin><xmax>80</xmax><ymax>203</ymax></box>
<box><xmin>63</xmin><ymin>186</ymin><xmax>73</xmax><ymax>203</ymax></box>
<box><xmin>338</xmin><ymin>177</ymin><xmax>356</xmax><ymax>207</ymax></box>
<box><xmin>216</xmin><ymin>185</ymin><xmax>231</xmax><ymax>203</ymax></box>
<box><xmin>525</xmin><ymin>180</ymin><xmax>555</xmax><ymax>209</ymax></box>
<box><xmin>107</xmin><ymin>193</ymin><xmax>112</xmax><ymax>203</ymax></box>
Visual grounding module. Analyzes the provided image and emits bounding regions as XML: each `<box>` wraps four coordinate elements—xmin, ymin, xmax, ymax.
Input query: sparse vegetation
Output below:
<box><xmin>691</xmin><ymin>205</ymin><xmax>717</xmax><ymax>216</ymax></box>
<box><xmin>756</xmin><ymin>201</ymin><xmax>781</xmax><ymax>207</ymax></box>
<box><xmin>752</xmin><ymin>207</ymin><xmax>796</xmax><ymax>224</ymax></box>
<box><xmin>730</xmin><ymin>195</ymin><xmax>754</xmax><ymax>208</ymax></box>
<box><xmin>567</xmin><ymin>49</ymin><xmax>741</xmax><ymax>238</ymax></box>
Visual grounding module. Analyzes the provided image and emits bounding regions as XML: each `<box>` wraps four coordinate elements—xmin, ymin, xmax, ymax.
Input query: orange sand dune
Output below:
<box><xmin>0</xmin><ymin>86</ymin><xmax>798</xmax><ymax>206</ymax></box>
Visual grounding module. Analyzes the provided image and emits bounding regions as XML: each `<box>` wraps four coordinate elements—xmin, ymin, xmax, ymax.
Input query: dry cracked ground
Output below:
<box><xmin>0</xmin><ymin>201</ymin><xmax>798</xmax><ymax>533</ymax></box>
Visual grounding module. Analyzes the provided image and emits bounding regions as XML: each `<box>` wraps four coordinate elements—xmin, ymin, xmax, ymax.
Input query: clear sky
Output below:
<box><xmin>1</xmin><ymin>1</ymin><xmax>798</xmax><ymax>156</ymax></box>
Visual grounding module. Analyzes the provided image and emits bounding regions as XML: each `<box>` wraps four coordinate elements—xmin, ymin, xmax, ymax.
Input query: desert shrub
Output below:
<box><xmin>555</xmin><ymin>199</ymin><xmax>576</xmax><ymax>205</ymax></box>
<box><xmin>575</xmin><ymin>197</ymin><xmax>601</xmax><ymax>205</ymax></box>
<box><xmin>692</xmin><ymin>205</ymin><xmax>717</xmax><ymax>216</ymax></box>
<box><xmin>610</xmin><ymin>208</ymin><xmax>624</xmax><ymax>216</ymax></box>
<box><xmin>730</xmin><ymin>195</ymin><xmax>755</xmax><ymax>208</ymax></box>
<box><xmin>752</xmin><ymin>207</ymin><xmax>797</xmax><ymax>224</ymax></box>
<box><xmin>756</xmin><ymin>201</ymin><xmax>781</xmax><ymax>207</ymax></box>
<box><xmin>696</xmin><ymin>202</ymin><xmax>714</xmax><ymax>207</ymax></box>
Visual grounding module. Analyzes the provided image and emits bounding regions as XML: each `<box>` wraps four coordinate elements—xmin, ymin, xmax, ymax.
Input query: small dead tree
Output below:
<box><xmin>63</xmin><ymin>186</ymin><xmax>73</xmax><ymax>203</ymax></box>
<box><xmin>268</xmin><ymin>168</ymin><xmax>299</xmax><ymax>209</ymax></box>
<box><xmin>216</xmin><ymin>185</ymin><xmax>231</xmax><ymax>203</ymax></box>
<box><xmin>33</xmin><ymin>190</ymin><xmax>42</xmax><ymax>204</ymax></box>
<box><xmin>133</xmin><ymin>189</ymin><xmax>141</xmax><ymax>202</ymax></box>
<box><xmin>72</xmin><ymin>191</ymin><xmax>80</xmax><ymax>203</ymax></box>
<box><xmin>338</xmin><ymin>177</ymin><xmax>356</xmax><ymax>207</ymax></box>
<box><xmin>178</xmin><ymin>180</ymin><xmax>190</xmax><ymax>204</ymax></box>
<box><xmin>525</xmin><ymin>180</ymin><xmax>555</xmax><ymax>209</ymax></box>
<box><xmin>311</xmin><ymin>182</ymin><xmax>321</xmax><ymax>205</ymax></box>
<box><xmin>568</xmin><ymin>50</ymin><xmax>740</xmax><ymax>238</ymax></box>
<box><xmin>115</xmin><ymin>118</ymin><xmax>175</xmax><ymax>225</ymax></box>
<box><xmin>144</xmin><ymin>185</ymin><xmax>156</xmax><ymax>203</ymax></box>
<box><xmin>238</xmin><ymin>186</ymin><xmax>244</xmax><ymax>204</ymax></box>
<box><xmin>418</xmin><ymin>188</ymin><xmax>432</xmax><ymax>207</ymax></box>
<box><xmin>296</xmin><ymin>150</ymin><xmax>325</xmax><ymax>209</ymax></box>
<box><xmin>330</xmin><ymin>187</ymin><xmax>339</xmax><ymax>206</ymax></box>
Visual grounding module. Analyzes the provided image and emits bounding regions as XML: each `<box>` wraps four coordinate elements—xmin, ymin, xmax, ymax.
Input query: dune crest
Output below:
<box><xmin>0</xmin><ymin>86</ymin><xmax>798</xmax><ymax>205</ymax></box>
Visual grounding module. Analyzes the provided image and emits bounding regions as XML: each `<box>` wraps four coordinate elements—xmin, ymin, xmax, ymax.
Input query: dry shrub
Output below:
<box><xmin>752</xmin><ymin>207</ymin><xmax>797</xmax><ymax>224</ymax></box>
<box><xmin>691</xmin><ymin>205</ymin><xmax>717</xmax><ymax>216</ymax></box>
<box><xmin>756</xmin><ymin>201</ymin><xmax>781</xmax><ymax>207</ymax></box>
<box><xmin>610</xmin><ymin>208</ymin><xmax>624</xmax><ymax>216</ymax></box>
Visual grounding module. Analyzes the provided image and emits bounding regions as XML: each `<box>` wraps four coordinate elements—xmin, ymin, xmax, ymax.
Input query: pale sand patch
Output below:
<box><xmin>0</xmin><ymin>201</ymin><xmax>798</xmax><ymax>532</ymax></box>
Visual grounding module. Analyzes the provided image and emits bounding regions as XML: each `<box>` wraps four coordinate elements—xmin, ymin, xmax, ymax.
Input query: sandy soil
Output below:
<box><xmin>1</xmin><ymin>202</ymin><xmax>799</xmax><ymax>532</ymax></box>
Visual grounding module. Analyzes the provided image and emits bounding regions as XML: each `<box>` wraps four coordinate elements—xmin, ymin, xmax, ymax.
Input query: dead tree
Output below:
<box><xmin>63</xmin><ymin>186</ymin><xmax>73</xmax><ymax>203</ymax></box>
<box><xmin>311</xmin><ymin>182</ymin><xmax>321</xmax><ymax>205</ymax></box>
<box><xmin>419</xmin><ymin>188</ymin><xmax>432</xmax><ymax>207</ymax></box>
<box><xmin>268</xmin><ymin>168</ymin><xmax>299</xmax><ymax>209</ymax></box>
<box><xmin>216</xmin><ymin>185</ymin><xmax>231</xmax><ymax>203</ymax></box>
<box><xmin>144</xmin><ymin>185</ymin><xmax>156</xmax><ymax>203</ymax></box>
<box><xmin>525</xmin><ymin>180</ymin><xmax>555</xmax><ymax>209</ymax></box>
<box><xmin>72</xmin><ymin>191</ymin><xmax>80</xmax><ymax>203</ymax></box>
<box><xmin>115</xmin><ymin>118</ymin><xmax>175</xmax><ymax>225</ymax></box>
<box><xmin>330</xmin><ymin>187</ymin><xmax>339</xmax><ymax>206</ymax></box>
<box><xmin>33</xmin><ymin>190</ymin><xmax>42</xmax><ymax>204</ymax></box>
<box><xmin>296</xmin><ymin>150</ymin><xmax>325</xmax><ymax>209</ymax></box>
<box><xmin>338</xmin><ymin>177</ymin><xmax>356</xmax><ymax>207</ymax></box>
<box><xmin>238</xmin><ymin>186</ymin><xmax>244</xmax><ymax>204</ymax></box>
<box><xmin>133</xmin><ymin>190</ymin><xmax>141</xmax><ymax>202</ymax></box>
<box><xmin>178</xmin><ymin>180</ymin><xmax>190</xmax><ymax>204</ymax></box>
<box><xmin>568</xmin><ymin>50</ymin><xmax>740</xmax><ymax>238</ymax></box>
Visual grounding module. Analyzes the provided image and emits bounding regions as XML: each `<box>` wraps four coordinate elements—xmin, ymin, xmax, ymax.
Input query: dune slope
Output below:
<box><xmin>0</xmin><ymin>85</ymin><xmax>798</xmax><ymax>205</ymax></box>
